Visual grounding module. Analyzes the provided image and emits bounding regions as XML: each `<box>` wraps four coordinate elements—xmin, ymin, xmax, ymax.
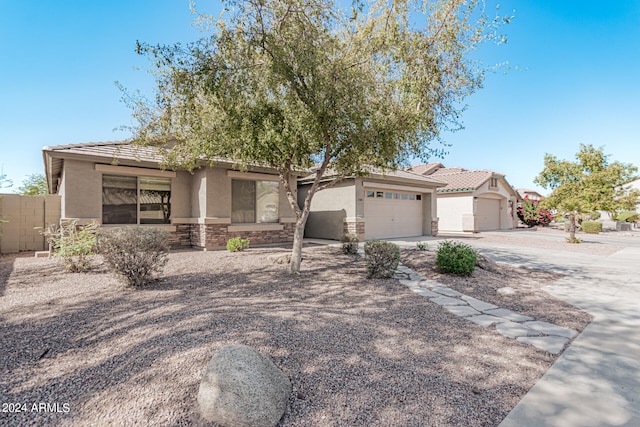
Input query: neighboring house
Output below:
<box><xmin>516</xmin><ymin>188</ymin><xmax>544</xmax><ymax>202</ymax></box>
<box><xmin>298</xmin><ymin>170</ymin><xmax>446</xmax><ymax>240</ymax></box>
<box><xmin>42</xmin><ymin>141</ymin><xmax>299</xmax><ymax>249</ymax></box>
<box><xmin>412</xmin><ymin>163</ymin><xmax>519</xmax><ymax>233</ymax></box>
<box><xmin>629</xmin><ymin>178</ymin><xmax>640</xmax><ymax>212</ymax></box>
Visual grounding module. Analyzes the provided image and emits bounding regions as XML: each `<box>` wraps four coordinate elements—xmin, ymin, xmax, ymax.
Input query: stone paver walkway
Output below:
<box><xmin>394</xmin><ymin>263</ymin><xmax>578</xmax><ymax>354</ymax></box>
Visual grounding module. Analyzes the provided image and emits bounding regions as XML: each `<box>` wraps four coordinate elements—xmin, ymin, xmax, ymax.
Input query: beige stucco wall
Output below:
<box><xmin>437</xmin><ymin>179</ymin><xmax>518</xmax><ymax>233</ymax></box>
<box><xmin>171</xmin><ymin>171</ymin><xmax>192</xmax><ymax>219</ymax></box>
<box><xmin>0</xmin><ymin>194</ymin><xmax>61</xmax><ymax>253</ymax></box>
<box><xmin>300</xmin><ymin>179</ymin><xmax>356</xmax><ymax>240</ymax></box>
<box><xmin>60</xmin><ymin>159</ymin><xmax>102</xmax><ymax>220</ymax></box>
<box><xmin>208</xmin><ymin>167</ymin><xmax>230</xmax><ymax>218</ymax></box>
<box><xmin>59</xmin><ymin>160</ymin><xmax>192</xmax><ymax>224</ymax></box>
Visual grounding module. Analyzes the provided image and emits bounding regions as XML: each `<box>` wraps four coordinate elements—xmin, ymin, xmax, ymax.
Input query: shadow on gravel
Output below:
<box><xmin>0</xmin><ymin>247</ymin><xmax>555</xmax><ymax>427</ymax></box>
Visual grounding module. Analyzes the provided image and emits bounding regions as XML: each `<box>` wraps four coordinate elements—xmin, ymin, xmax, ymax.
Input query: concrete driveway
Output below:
<box><xmin>385</xmin><ymin>230</ymin><xmax>640</xmax><ymax>427</ymax></box>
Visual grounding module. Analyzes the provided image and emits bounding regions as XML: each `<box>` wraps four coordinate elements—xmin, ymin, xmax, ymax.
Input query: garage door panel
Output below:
<box><xmin>365</xmin><ymin>190</ymin><xmax>423</xmax><ymax>239</ymax></box>
<box><xmin>477</xmin><ymin>198</ymin><xmax>500</xmax><ymax>231</ymax></box>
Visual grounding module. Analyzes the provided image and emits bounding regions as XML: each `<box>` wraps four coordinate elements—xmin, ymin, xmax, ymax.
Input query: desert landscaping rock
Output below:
<box><xmin>197</xmin><ymin>344</ymin><xmax>291</xmax><ymax>427</ymax></box>
<box><xmin>412</xmin><ymin>288</ymin><xmax>441</xmax><ymax>298</ymax></box>
<box><xmin>431</xmin><ymin>286</ymin><xmax>463</xmax><ymax>297</ymax></box>
<box><xmin>517</xmin><ymin>336</ymin><xmax>570</xmax><ymax>355</ymax></box>
<box><xmin>443</xmin><ymin>305</ymin><xmax>481</xmax><ymax>317</ymax></box>
<box><xmin>497</xmin><ymin>286</ymin><xmax>517</xmax><ymax>295</ymax></box>
<box><xmin>496</xmin><ymin>321</ymin><xmax>542</xmax><ymax>339</ymax></box>
<box><xmin>0</xmin><ymin>244</ymin><xmax>592</xmax><ymax>427</ymax></box>
<box><xmin>483</xmin><ymin>308</ymin><xmax>534</xmax><ymax>322</ymax></box>
<box><xmin>429</xmin><ymin>295</ymin><xmax>467</xmax><ymax>306</ymax></box>
<box><xmin>467</xmin><ymin>314</ymin><xmax>509</xmax><ymax>327</ymax></box>
<box><xmin>396</xmin><ymin>256</ymin><xmax>588</xmax><ymax>361</ymax></box>
<box><xmin>399</xmin><ymin>279</ymin><xmax>421</xmax><ymax>288</ymax></box>
<box><xmin>461</xmin><ymin>295</ymin><xmax>499</xmax><ymax>312</ymax></box>
<box><xmin>522</xmin><ymin>321</ymin><xmax>579</xmax><ymax>339</ymax></box>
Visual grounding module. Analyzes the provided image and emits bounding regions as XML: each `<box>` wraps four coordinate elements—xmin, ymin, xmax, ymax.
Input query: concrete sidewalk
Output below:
<box><xmin>385</xmin><ymin>235</ymin><xmax>640</xmax><ymax>427</ymax></box>
<box><xmin>497</xmin><ymin>246</ymin><xmax>640</xmax><ymax>427</ymax></box>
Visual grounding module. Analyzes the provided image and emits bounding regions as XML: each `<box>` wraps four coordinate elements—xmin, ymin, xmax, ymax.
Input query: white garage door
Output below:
<box><xmin>364</xmin><ymin>189</ymin><xmax>423</xmax><ymax>239</ymax></box>
<box><xmin>477</xmin><ymin>198</ymin><xmax>500</xmax><ymax>231</ymax></box>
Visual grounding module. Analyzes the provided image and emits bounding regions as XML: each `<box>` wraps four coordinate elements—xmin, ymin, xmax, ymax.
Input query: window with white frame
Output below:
<box><xmin>231</xmin><ymin>179</ymin><xmax>279</xmax><ymax>223</ymax></box>
<box><xmin>102</xmin><ymin>175</ymin><xmax>171</xmax><ymax>225</ymax></box>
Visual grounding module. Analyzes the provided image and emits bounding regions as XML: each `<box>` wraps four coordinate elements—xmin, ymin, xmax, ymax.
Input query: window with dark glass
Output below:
<box><xmin>231</xmin><ymin>179</ymin><xmax>279</xmax><ymax>223</ymax></box>
<box><xmin>102</xmin><ymin>175</ymin><xmax>171</xmax><ymax>225</ymax></box>
<box><xmin>140</xmin><ymin>177</ymin><xmax>172</xmax><ymax>224</ymax></box>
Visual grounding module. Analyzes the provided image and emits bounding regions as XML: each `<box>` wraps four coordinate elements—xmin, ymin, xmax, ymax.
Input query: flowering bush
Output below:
<box><xmin>517</xmin><ymin>196</ymin><xmax>553</xmax><ymax>227</ymax></box>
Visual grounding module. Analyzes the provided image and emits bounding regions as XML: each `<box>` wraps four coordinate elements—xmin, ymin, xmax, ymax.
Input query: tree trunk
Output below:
<box><xmin>289</xmin><ymin>219</ymin><xmax>306</xmax><ymax>274</ymax></box>
<box><xmin>567</xmin><ymin>213</ymin><xmax>576</xmax><ymax>242</ymax></box>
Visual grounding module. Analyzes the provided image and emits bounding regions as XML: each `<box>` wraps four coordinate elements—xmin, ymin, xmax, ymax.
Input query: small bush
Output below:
<box><xmin>566</xmin><ymin>237</ymin><xmax>582</xmax><ymax>244</ymax></box>
<box><xmin>436</xmin><ymin>240</ymin><xmax>477</xmax><ymax>275</ymax></box>
<box><xmin>589</xmin><ymin>211</ymin><xmax>601</xmax><ymax>220</ymax></box>
<box><xmin>226</xmin><ymin>237</ymin><xmax>250</xmax><ymax>252</ymax></box>
<box><xmin>42</xmin><ymin>220</ymin><xmax>99</xmax><ymax>272</ymax></box>
<box><xmin>364</xmin><ymin>240</ymin><xmax>400</xmax><ymax>279</ymax></box>
<box><xmin>341</xmin><ymin>233</ymin><xmax>359</xmax><ymax>254</ymax></box>
<box><xmin>98</xmin><ymin>227</ymin><xmax>170</xmax><ymax>287</ymax></box>
<box><xmin>581</xmin><ymin>221</ymin><xmax>602</xmax><ymax>234</ymax></box>
<box><xmin>517</xmin><ymin>196</ymin><xmax>553</xmax><ymax>227</ymax></box>
<box><xmin>416</xmin><ymin>241</ymin><xmax>428</xmax><ymax>251</ymax></box>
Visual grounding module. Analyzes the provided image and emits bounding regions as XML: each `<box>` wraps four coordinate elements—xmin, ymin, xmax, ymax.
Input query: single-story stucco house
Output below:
<box><xmin>298</xmin><ymin>170</ymin><xmax>446</xmax><ymax>240</ymax></box>
<box><xmin>516</xmin><ymin>188</ymin><xmax>544</xmax><ymax>202</ymax></box>
<box><xmin>42</xmin><ymin>141</ymin><xmax>299</xmax><ymax>249</ymax></box>
<box><xmin>411</xmin><ymin>163</ymin><xmax>518</xmax><ymax>233</ymax></box>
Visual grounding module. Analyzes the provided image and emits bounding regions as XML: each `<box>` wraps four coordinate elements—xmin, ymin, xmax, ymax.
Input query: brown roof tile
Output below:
<box><xmin>412</xmin><ymin>163</ymin><xmax>509</xmax><ymax>193</ymax></box>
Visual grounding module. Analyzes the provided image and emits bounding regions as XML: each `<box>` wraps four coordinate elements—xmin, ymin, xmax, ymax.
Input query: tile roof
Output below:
<box><xmin>298</xmin><ymin>167</ymin><xmax>447</xmax><ymax>187</ymax></box>
<box><xmin>411</xmin><ymin>163</ymin><xmax>506</xmax><ymax>193</ymax></box>
<box><xmin>410</xmin><ymin>162</ymin><xmax>444</xmax><ymax>176</ymax></box>
<box><xmin>431</xmin><ymin>170</ymin><xmax>494</xmax><ymax>192</ymax></box>
<box><xmin>43</xmin><ymin>140</ymin><xmax>173</xmax><ymax>165</ymax></box>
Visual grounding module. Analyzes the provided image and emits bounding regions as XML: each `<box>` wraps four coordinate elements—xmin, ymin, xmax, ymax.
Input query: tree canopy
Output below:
<box><xmin>126</xmin><ymin>0</ymin><xmax>510</xmax><ymax>272</ymax></box>
<box><xmin>0</xmin><ymin>173</ymin><xmax>12</xmax><ymax>190</ymax></box>
<box><xmin>18</xmin><ymin>173</ymin><xmax>48</xmax><ymax>196</ymax></box>
<box><xmin>535</xmin><ymin>144</ymin><xmax>639</xmax><ymax>240</ymax></box>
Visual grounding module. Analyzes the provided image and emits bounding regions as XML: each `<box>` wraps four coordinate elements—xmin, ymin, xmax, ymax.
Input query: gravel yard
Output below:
<box><xmin>0</xmin><ymin>244</ymin><xmax>591</xmax><ymax>426</ymax></box>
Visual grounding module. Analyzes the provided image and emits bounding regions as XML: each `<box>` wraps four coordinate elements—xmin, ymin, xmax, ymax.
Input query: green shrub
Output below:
<box><xmin>341</xmin><ymin>233</ymin><xmax>359</xmax><ymax>254</ymax></box>
<box><xmin>364</xmin><ymin>240</ymin><xmax>400</xmax><ymax>279</ymax></box>
<box><xmin>226</xmin><ymin>237</ymin><xmax>250</xmax><ymax>252</ymax></box>
<box><xmin>566</xmin><ymin>237</ymin><xmax>582</xmax><ymax>243</ymax></box>
<box><xmin>416</xmin><ymin>241</ymin><xmax>428</xmax><ymax>251</ymax></box>
<box><xmin>436</xmin><ymin>240</ymin><xmax>477</xmax><ymax>275</ymax></box>
<box><xmin>43</xmin><ymin>220</ymin><xmax>99</xmax><ymax>272</ymax></box>
<box><xmin>581</xmin><ymin>221</ymin><xmax>602</xmax><ymax>234</ymax></box>
<box><xmin>98</xmin><ymin>227</ymin><xmax>170</xmax><ymax>287</ymax></box>
<box><xmin>589</xmin><ymin>211</ymin><xmax>601</xmax><ymax>220</ymax></box>
<box><xmin>615</xmin><ymin>211</ymin><xmax>640</xmax><ymax>222</ymax></box>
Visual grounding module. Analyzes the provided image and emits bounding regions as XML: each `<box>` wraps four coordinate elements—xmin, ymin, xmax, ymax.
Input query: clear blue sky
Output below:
<box><xmin>1</xmin><ymin>1</ymin><xmax>639</xmax><ymax>195</ymax></box>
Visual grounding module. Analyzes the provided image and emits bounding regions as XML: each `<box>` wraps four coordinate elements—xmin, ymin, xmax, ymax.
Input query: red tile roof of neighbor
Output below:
<box><xmin>411</xmin><ymin>163</ymin><xmax>506</xmax><ymax>193</ymax></box>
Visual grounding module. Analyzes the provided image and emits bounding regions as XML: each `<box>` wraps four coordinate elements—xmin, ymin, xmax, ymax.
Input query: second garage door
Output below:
<box><xmin>364</xmin><ymin>189</ymin><xmax>423</xmax><ymax>239</ymax></box>
<box><xmin>476</xmin><ymin>198</ymin><xmax>500</xmax><ymax>231</ymax></box>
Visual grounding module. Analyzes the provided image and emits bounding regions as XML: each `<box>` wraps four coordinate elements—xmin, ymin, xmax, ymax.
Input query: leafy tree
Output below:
<box><xmin>535</xmin><ymin>144</ymin><xmax>639</xmax><ymax>242</ymax></box>
<box><xmin>0</xmin><ymin>173</ymin><xmax>12</xmax><ymax>190</ymax></box>
<box><xmin>18</xmin><ymin>173</ymin><xmax>48</xmax><ymax>196</ymax></box>
<box><xmin>126</xmin><ymin>0</ymin><xmax>511</xmax><ymax>273</ymax></box>
<box><xmin>0</xmin><ymin>173</ymin><xmax>11</xmax><ymax>235</ymax></box>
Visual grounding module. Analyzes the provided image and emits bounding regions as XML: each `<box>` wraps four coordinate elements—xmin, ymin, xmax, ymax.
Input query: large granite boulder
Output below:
<box><xmin>197</xmin><ymin>344</ymin><xmax>291</xmax><ymax>427</ymax></box>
